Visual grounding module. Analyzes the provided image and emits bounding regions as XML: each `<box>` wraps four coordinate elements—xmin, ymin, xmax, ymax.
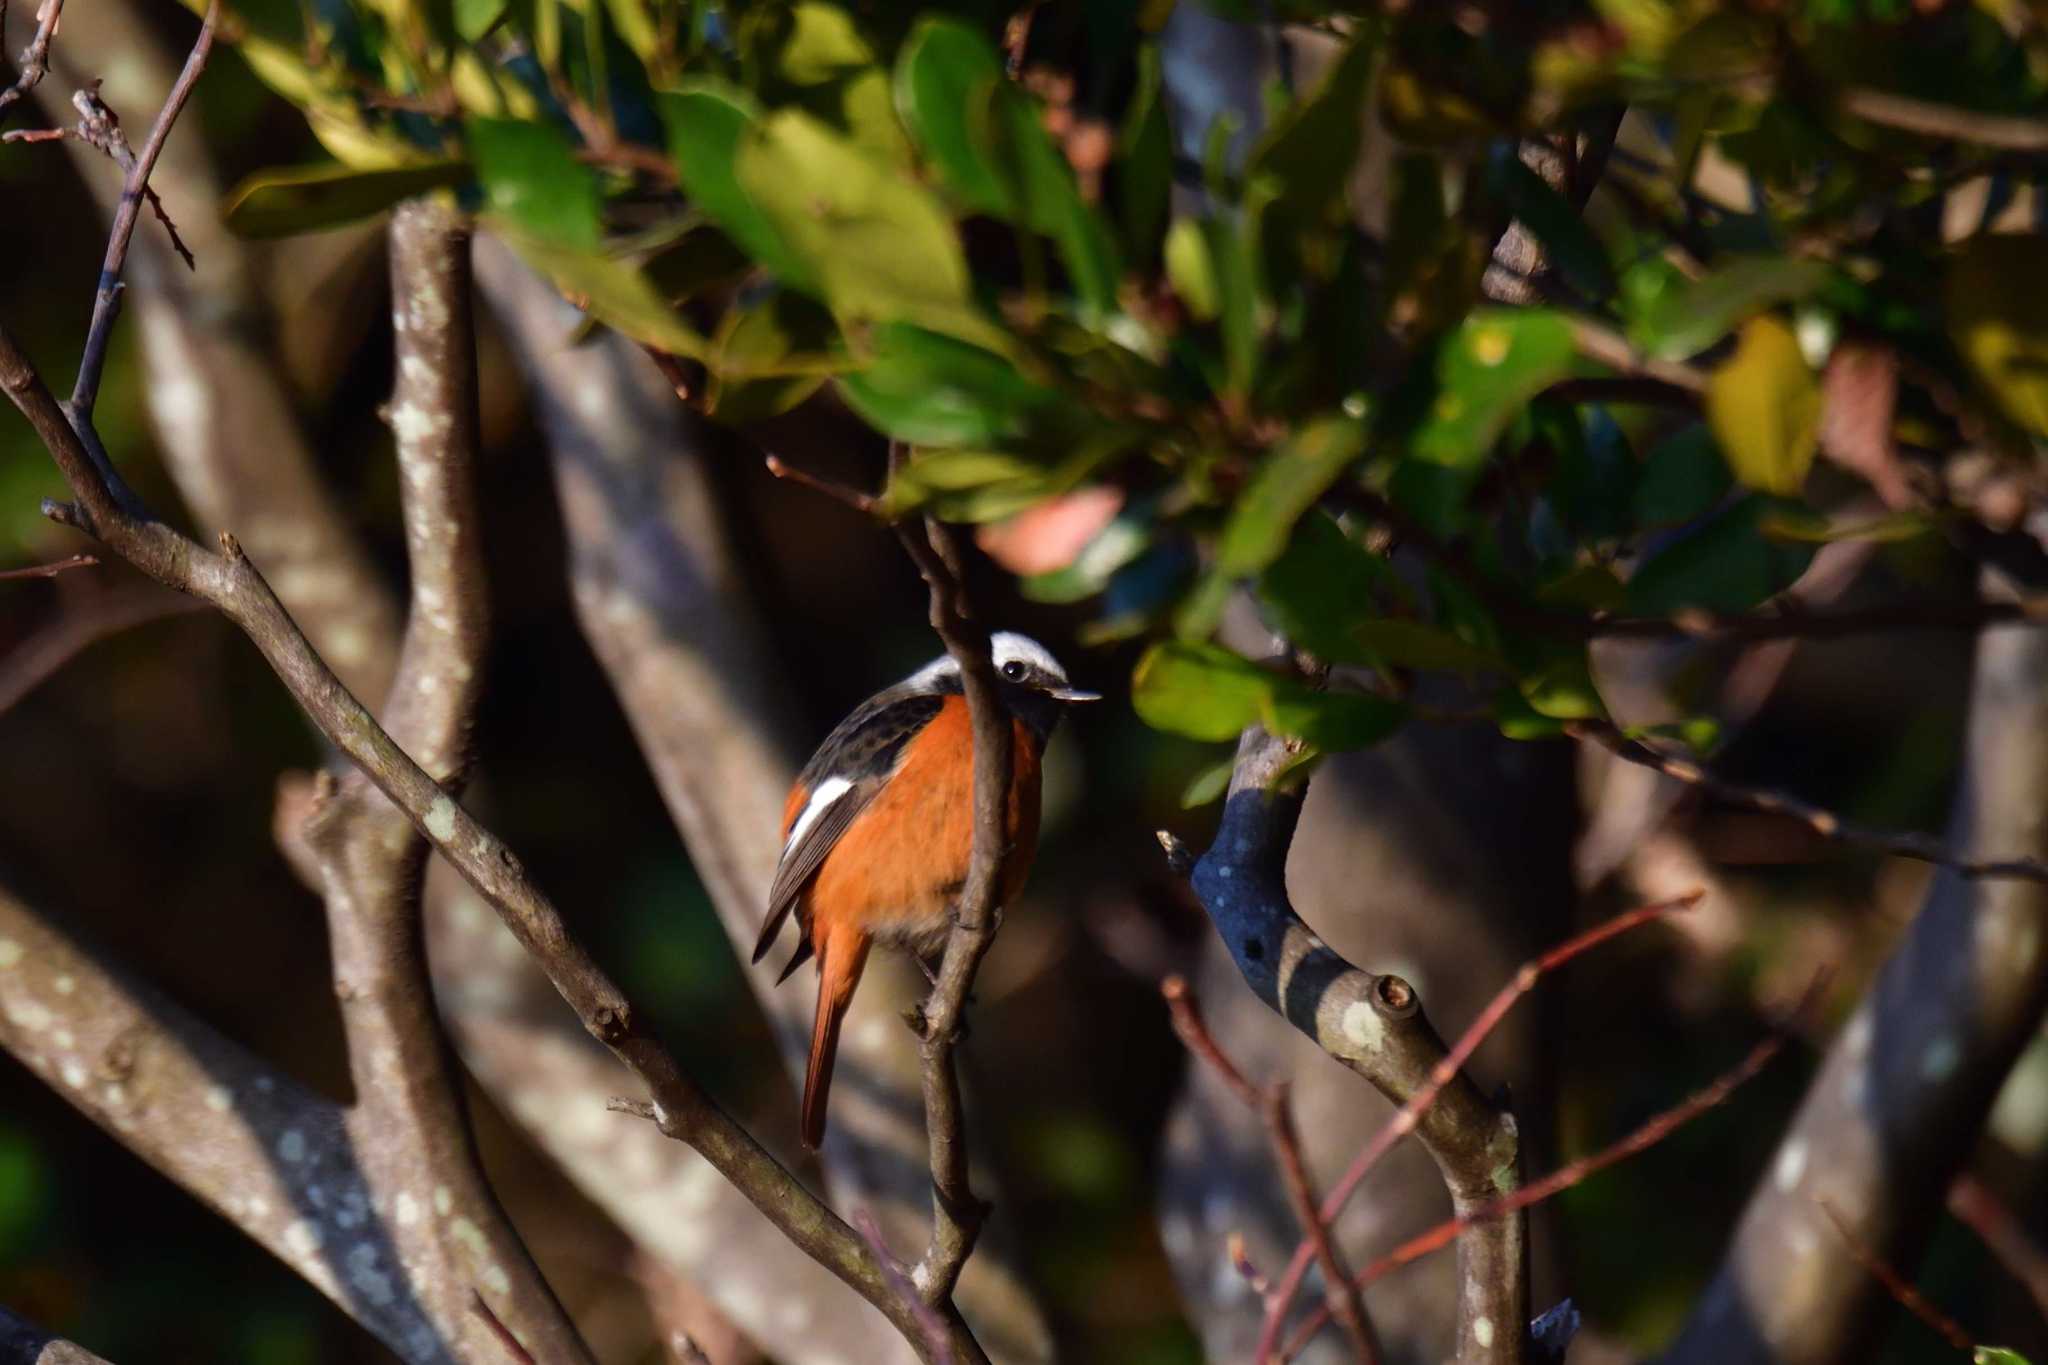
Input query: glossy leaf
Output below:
<box><xmin>1165</xmin><ymin>218</ymin><xmax>1217</xmax><ymax>320</ymax></box>
<box><xmin>659</xmin><ymin>86</ymin><xmax>814</xmax><ymax>286</ymax></box>
<box><xmin>1216</xmin><ymin>416</ymin><xmax>1368</xmax><ymax>576</ymax></box>
<box><xmin>1132</xmin><ymin>642</ymin><xmax>1271</xmax><ymax>740</ymax></box>
<box><xmin>1707</xmin><ymin>315</ymin><xmax>1819</xmax><ymax>497</ymax></box>
<box><xmin>1626</xmin><ymin>495</ymin><xmax>1816</xmax><ymax>616</ymax></box>
<box><xmin>735</xmin><ymin>110</ymin><xmax>1001</xmax><ymax>349</ymax></box>
<box><xmin>1946</xmin><ymin>234</ymin><xmax>2048</xmax><ymax>435</ymax></box>
<box><xmin>1354</xmin><ymin>620</ymin><xmax>1501</xmax><ymax>672</ymax></box>
<box><xmin>895</xmin><ymin>17</ymin><xmax>1120</xmax><ymax>315</ymax></box>
<box><xmin>1180</xmin><ymin>756</ymin><xmax>1236</xmax><ymax>809</ymax></box>
<box><xmin>1257</xmin><ymin>513</ymin><xmax>1400</xmax><ymax>665</ymax></box>
<box><xmin>706</xmin><ymin>290</ymin><xmax>844</xmax><ymax>422</ymax></box>
<box><xmin>489</xmin><ymin>227</ymin><xmax>707</xmax><ymax>358</ymax></box>
<box><xmin>1976</xmin><ymin>1349</ymin><xmax>2033</xmax><ymax>1365</ymax></box>
<box><xmin>837</xmin><ymin>323</ymin><xmax>1069</xmax><ymax>447</ymax></box>
<box><xmin>468</xmin><ymin>118</ymin><xmax>600</xmax><ymax>248</ymax></box>
<box><xmin>1409</xmin><ymin>310</ymin><xmax>1578</xmax><ymax>467</ymax></box>
<box><xmin>223</xmin><ymin>159</ymin><xmax>471</xmax><ymax>237</ymax></box>
<box><xmin>1263</xmin><ymin>686</ymin><xmax>1405</xmax><ymax>750</ymax></box>
<box><xmin>1629</xmin><ymin>255</ymin><xmax>1832</xmax><ymax>361</ymax></box>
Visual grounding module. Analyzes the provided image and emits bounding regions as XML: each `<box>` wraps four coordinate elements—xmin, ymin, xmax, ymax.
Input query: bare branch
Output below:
<box><xmin>1840</xmin><ymin>87</ymin><xmax>2048</xmax><ymax>151</ymax></box>
<box><xmin>1665</xmin><ymin>570</ymin><xmax>2048</xmax><ymax>1365</ymax></box>
<box><xmin>0</xmin><ymin>0</ymin><xmax>63</xmax><ymax>123</ymax></box>
<box><xmin>896</xmin><ymin>511</ymin><xmax>1007</xmax><ymax>1308</ymax></box>
<box><xmin>0</xmin><ymin>581</ymin><xmax>199</xmax><ymax>716</ymax></box>
<box><xmin>0</xmin><ymin>1302</ymin><xmax>113</xmax><ymax>1365</ymax></box>
<box><xmin>857</xmin><ymin>1211</ymin><xmax>956</xmax><ymax>1365</ymax></box>
<box><xmin>1569</xmin><ymin>318</ymin><xmax>1709</xmax><ymax>394</ymax></box>
<box><xmin>68</xmin><ymin>0</ymin><xmax>215</xmax><ymax>426</ymax></box>
<box><xmin>0</xmin><ymin>552</ymin><xmax>94</xmax><ymax>580</ymax></box>
<box><xmin>1815</xmin><ymin>1200</ymin><xmax>1974</xmax><ymax>1356</ymax></box>
<box><xmin>1570</xmin><ymin>719</ymin><xmax>2048</xmax><ymax>882</ymax></box>
<box><xmin>1164</xmin><ymin>723</ymin><xmax>1526</xmax><ymax>1364</ymax></box>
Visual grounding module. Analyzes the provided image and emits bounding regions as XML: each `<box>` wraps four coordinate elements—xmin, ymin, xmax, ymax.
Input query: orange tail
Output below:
<box><xmin>802</xmin><ymin>929</ymin><xmax>871</xmax><ymax>1151</ymax></box>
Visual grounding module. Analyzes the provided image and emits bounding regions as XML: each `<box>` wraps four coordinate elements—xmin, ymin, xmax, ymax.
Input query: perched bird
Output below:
<box><xmin>754</xmin><ymin>632</ymin><xmax>1098</xmax><ymax>1150</ymax></box>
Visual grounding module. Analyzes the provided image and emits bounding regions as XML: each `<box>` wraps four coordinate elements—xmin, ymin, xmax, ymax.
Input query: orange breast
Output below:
<box><xmin>806</xmin><ymin>695</ymin><xmax>1043</xmax><ymax>952</ymax></box>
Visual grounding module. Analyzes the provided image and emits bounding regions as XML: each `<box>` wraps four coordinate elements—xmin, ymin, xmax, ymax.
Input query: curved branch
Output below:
<box><xmin>1165</xmin><ymin>725</ymin><xmax>1526</xmax><ymax>1363</ymax></box>
<box><xmin>1</xmin><ymin>1302</ymin><xmax>113</xmax><ymax>1365</ymax></box>
<box><xmin>1663</xmin><ymin>580</ymin><xmax>2048</xmax><ymax>1365</ymax></box>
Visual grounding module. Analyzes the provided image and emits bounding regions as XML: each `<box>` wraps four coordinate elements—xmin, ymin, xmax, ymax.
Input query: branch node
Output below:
<box><xmin>1372</xmin><ymin>973</ymin><xmax>1417</xmax><ymax>1017</ymax></box>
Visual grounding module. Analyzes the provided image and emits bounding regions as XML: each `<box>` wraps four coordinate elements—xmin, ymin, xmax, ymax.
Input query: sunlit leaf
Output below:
<box><xmin>1629</xmin><ymin>255</ymin><xmax>1831</xmax><ymax>361</ymax></box>
<box><xmin>1165</xmin><ymin>218</ymin><xmax>1217</xmax><ymax>320</ymax></box>
<box><xmin>1976</xmin><ymin>1348</ymin><xmax>2033</xmax><ymax>1365</ymax></box>
<box><xmin>837</xmin><ymin>323</ymin><xmax>1069</xmax><ymax>447</ymax></box>
<box><xmin>1409</xmin><ymin>310</ymin><xmax>1578</xmax><ymax>467</ymax></box>
<box><xmin>735</xmin><ymin>110</ymin><xmax>1002</xmax><ymax>349</ymax></box>
<box><xmin>1262</xmin><ymin>686</ymin><xmax>1406</xmax><ymax>750</ymax></box>
<box><xmin>489</xmin><ymin>225</ymin><xmax>706</xmax><ymax>358</ymax></box>
<box><xmin>1216</xmin><ymin>416</ymin><xmax>1368</xmax><ymax>577</ymax></box>
<box><xmin>660</xmin><ymin>85</ymin><xmax>814</xmax><ymax>288</ymax></box>
<box><xmin>706</xmin><ymin>291</ymin><xmax>844</xmax><ymax>422</ymax></box>
<box><xmin>468</xmin><ymin>118</ymin><xmax>600</xmax><ymax>248</ymax></box>
<box><xmin>1132</xmin><ymin>641</ymin><xmax>1271</xmax><ymax>740</ymax></box>
<box><xmin>1180</xmin><ymin>755</ymin><xmax>1236</xmax><ymax>808</ymax></box>
<box><xmin>1946</xmin><ymin>234</ymin><xmax>2048</xmax><ymax>436</ymax></box>
<box><xmin>1707</xmin><ymin>315</ymin><xmax>1819</xmax><ymax>497</ymax></box>
<box><xmin>223</xmin><ymin>160</ymin><xmax>470</xmax><ymax>237</ymax></box>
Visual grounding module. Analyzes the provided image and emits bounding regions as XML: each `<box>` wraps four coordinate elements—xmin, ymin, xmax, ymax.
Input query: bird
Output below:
<box><xmin>753</xmin><ymin>631</ymin><xmax>1098</xmax><ymax>1150</ymax></box>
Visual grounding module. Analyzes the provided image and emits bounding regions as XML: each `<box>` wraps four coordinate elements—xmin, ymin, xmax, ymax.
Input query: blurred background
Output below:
<box><xmin>3</xmin><ymin>4</ymin><xmax>2048</xmax><ymax>1364</ymax></box>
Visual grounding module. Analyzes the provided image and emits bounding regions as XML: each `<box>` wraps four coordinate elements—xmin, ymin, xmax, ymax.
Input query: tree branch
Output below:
<box><xmin>0</xmin><ymin>0</ymin><xmax>62</xmax><ymax>123</ymax></box>
<box><xmin>1839</xmin><ymin>87</ymin><xmax>2048</xmax><ymax>151</ymax></box>
<box><xmin>1161</xmin><ymin>724</ymin><xmax>1527</xmax><ymax>1364</ymax></box>
<box><xmin>1664</xmin><ymin>569</ymin><xmax>2048</xmax><ymax>1365</ymax></box>
<box><xmin>0</xmin><ymin>553</ymin><xmax>94</xmax><ymax>580</ymax></box>
<box><xmin>0</xmin><ymin>1302</ymin><xmax>113</xmax><ymax>1365</ymax></box>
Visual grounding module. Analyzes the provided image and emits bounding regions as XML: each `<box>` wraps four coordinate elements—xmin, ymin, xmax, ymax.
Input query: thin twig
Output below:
<box><xmin>1816</xmin><ymin>1199</ymin><xmax>1974</xmax><ymax>1356</ymax></box>
<box><xmin>69</xmin><ymin>0</ymin><xmax>215</xmax><ymax>420</ymax></box>
<box><xmin>1569</xmin><ymin>318</ymin><xmax>1709</xmax><ymax>392</ymax></box>
<box><xmin>1570</xmin><ymin>719</ymin><xmax>2048</xmax><ymax>882</ymax></box>
<box><xmin>0</xmin><ymin>0</ymin><xmax>63</xmax><ymax>122</ymax></box>
<box><xmin>1280</xmin><ymin>1012</ymin><xmax>1802</xmax><ymax>1360</ymax></box>
<box><xmin>764</xmin><ymin>453</ymin><xmax>877</xmax><ymax>515</ymax></box>
<box><xmin>0</xmin><ymin>583</ymin><xmax>199</xmax><ymax>716</ymax></box>
<box><xmin>1265</xmin><ymin>1084</ymin><xmax>1380</xmax><ymax>1365</ymax></box>
<box><xmin>470</xmin><ymin>1291</ymin><xmax>541</xmax><ymax>1365</ymax></box>
<box><xmin>0</xmin><ymin>551</ymin><xmax>94</xmax><ymax>579</ymax></box>
<box><xmin>58</xmin><ymin>83</ymin><xmax>195</xmax><ymax>271</ymax></box>
<box><xmin>1576</xmin><ymin>595</ymin><xmax>2048</xmax><ymax>642</ymax></box>
<box><xmin>856</xmin><ymin>1210</ymin><xmax>956</xmax><ymax>1365</ymax></box>
<box><xmin>1257</xmin><ymin>893</ymin><xmax>1700</xmax><ymax>1361</ymax></box>
<box><xmin>1161</xmin><ymin>976</ymin><xmax>1379</xmax><ymax>1362</ymax></box>
<box><xmin>899</xmin><ymin>507</ymin><xmax>1006</xmax><ymax>1307</ymax></box>
<box><xmin>1840</xmin><ymin>87</ymin><xmax>2048</xmax><ymax>152</ymax></box>
<box><xmin>1949</xmin><ymin>1174</ymin><xmax>2048</xmax><ymax>1324</ymax></box>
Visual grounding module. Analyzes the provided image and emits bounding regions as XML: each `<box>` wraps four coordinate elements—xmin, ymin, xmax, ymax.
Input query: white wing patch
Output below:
<box><xmin>785</xmin><ymin>776</ymin><xmax>853</xmax><ymax>854</ymax></box>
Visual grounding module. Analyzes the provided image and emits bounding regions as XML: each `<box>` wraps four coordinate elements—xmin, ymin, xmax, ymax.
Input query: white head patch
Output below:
<box><xmin>898</xmin><ymin>632</ymin><xmax>1072</xmax><ymax>692</ymax></box>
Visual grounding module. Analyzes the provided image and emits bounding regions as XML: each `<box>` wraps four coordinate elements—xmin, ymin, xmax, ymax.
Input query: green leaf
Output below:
<box><xmin>1626</xmin><ymin>495</ymin><xmax>1816</xmax><ymax>616</ymax></box>
<box><xmin>489</xmin><ymin>226</ymin><xmax>707</xmax><ymax>358</ymax></box>
<box><xmin>1179</xmin><ymin>755</ymin><xmax>1236</xmax><ymax>808</ymax></box>
<box><xmin>1217</xmin><ymin>416</ymin><xmax>1369</xmax><ymax>577</ymax></box>
<box><xmin>1245</xmin><ymin>25</ymin><xmax>1378</xmax><ymax>223</ymax></box>
<box><xmin>735</xmin><ymin>110</ymin><xmax>1002</xmax><ymax>349</ymax></box>
<box><xmin>468</xmin><ymin>118</ymin><xmax>601</xmax><ymax>248</ymax></box>
<box><xmin>706</xmin><ymin>290</ymin><xmax>844</xmax><ymax>422</ymax></box>
<box><xmin>837</xmin><ymin>323</ymin><xmax>1069</xmax><ymax>447</ymax></box>
<box><xmin>1946</xmin><ymin>234</ymin><xmax>2048</xmax><ymax>436</ymax></box>
<box><xmin>749</xmin><ymin>2</ymin><xmax>910</xmax><ymax>165</ymax></box>
<box><xmin>222</xmin><ymin>160</ymin><xmax>471</xmax><ymax>238</ymax></box>
<box><xmin>1165</xmin><ymin>218</ymin><xmax>1217</xmax><ymax>320</ymax></box>
<box><xmin>1021</xmin><ymin>513</ymin><xmax>1150</xmax><ymax>604</ymax></box>
<box><xmin>1707</xmin><ymin>315</ymin><xmax>1819</xmax><ymax>497</ymax></box>
<box><xmin>895</xmin><ymin>17</ymin><xmax>1120</xmax><ymax>315</ymax></box>
<box><xmin>1263</xmin><ymin>685</ymin><xmax>1405</xmax><ymax>750</ymax></box>
<box><xmin>1206</xmin><ymin>214</ymin><xmax>1260</xmax><ymax>396</ymax></box>
<box><xmin>1628</xmin><ymin>255</ymin><xmax>1831</xmax><ymax>361</ymax></box>
<box><xmin>1488</xmin><ymin>153</ymin><xmax>1614</xmax><ymax>299</ymax></box>
<box><xmin>1119</xmin><ymin>44</ymin><xmax>1172</xmax><ymax>270</ymax></box>
<box><xmin>1634</xmin><ymin>423</ymin><xmax>1733</xmax><ymax>527</ymax></box>
<box><xmin>1975</xmin><ymin>1349</ymin><xmax>2033</xmax><ymax>1365</ymax></box>
<box><xmin>1517</xmin><ymin>647</ymin><xmax>1605</xmax><ymax>720</ymax></box>
<box><xmin>1353</xmin><ymin>619</ymin><xmax>1501</xmax><ymax>672</ymax></box>
<box><xmin>1132</xmin><ymin>642</ymin><xmax>1272</xmax><ymax>741</ymax></box>
<box><xmin>455</xmin><ymin>0</ymin><xmax>508</xmax><ymax>40</ymax></box>
<box><xmin>1257</xmin><ymin>512</ymin><xmax>1401</xmax><ymax>665</ymax></box>
<box><xmin>1409</xmin><ymin>310</ymin><xmax>1578</xmax><ymax>467</ymax></box>
<box><xmin>660</xmin><ymin>85</ymin><xmax>814</xmax><ymax>288</ymax></box>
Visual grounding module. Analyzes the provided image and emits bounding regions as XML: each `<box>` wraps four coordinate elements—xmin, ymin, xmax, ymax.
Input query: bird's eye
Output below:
<box><xmin>1001</xmin><ymin>660</ymin><xmax>1026</xmax><ymax>681</ymax></box>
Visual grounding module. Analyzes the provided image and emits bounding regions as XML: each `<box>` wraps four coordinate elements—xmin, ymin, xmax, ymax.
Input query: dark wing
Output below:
<box><xmin>751</xmin><ymin>689</ymin><xmax>944</xmax><ymax>975</ymax></box>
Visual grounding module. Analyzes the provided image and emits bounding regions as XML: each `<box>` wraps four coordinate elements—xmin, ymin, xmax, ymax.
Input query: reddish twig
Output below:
<box><xmin>0</xmin><ymin>584</ymin><xmax>201</xmax><ymax>716</ymax></box>
<box><xmin>1256</xmin><ymin>892</ymin><xmax>1702</xmax><ymax>1361</ymax></box>
<box><xmin>764</xmin><ymin>453</ymin><xmax>878</xmax><ymax>516</ymax></box>
<box><xmin>1949</xmin><ymin>1174</ymin><xmax>2048</xmax><ymax>1325</ymax></box>
<box><xmin>1162</xmin><ymin>976</ymin><xmax>1380</xmax><ymax>1363</ymax></box>
<box><xmin>0</xmin><ymin>551</ymin><xmax>94</xmax><ymax>580</ymax></box>
<box><xmin>1280</xmin><ymin>1010</ymin><xmax>1801</xmax><ymax>1360</ymax></box>
<box><xmin>855</xmin><ymin>1209</ymin><xmax>956</xmax><ymax>1365</ymax></box>
<box><xmin>1571</xmin><ymin>720</ymin><xmax>2048</xmax><ymax>883</ymax></box>
<box><xmin>469</xmin><ymin>1290</ymin><xmax>540</xmax><ymax>1365</ymax></box>
<box><xmin>1815</xmin><ymin>1199</ymin><xmax>1974</xmax><ymax>1355</ymax></box>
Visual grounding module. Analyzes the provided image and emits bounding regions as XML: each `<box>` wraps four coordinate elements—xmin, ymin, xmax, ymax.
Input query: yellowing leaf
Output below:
<box><xmin>1947</xmin><ymin>235</ymin><xmax>2048</xmax><ymax>436</ymax></box>
<box><xmin>1706</xmin><ymin>315</ymin><xmax>1819</xmax><ymax>497</ymax></box>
